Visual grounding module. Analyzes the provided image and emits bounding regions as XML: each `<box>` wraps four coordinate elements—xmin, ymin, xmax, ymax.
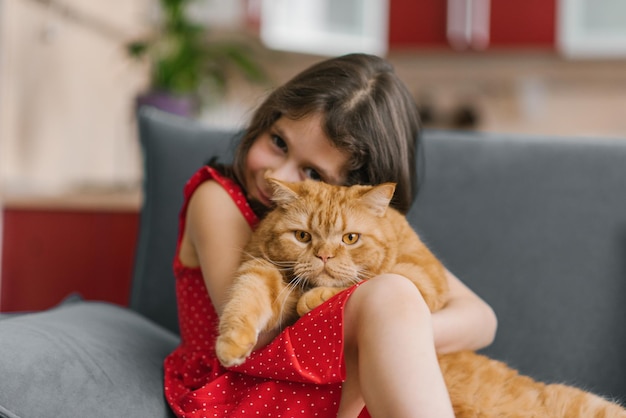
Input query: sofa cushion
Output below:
<box><xmin>0</xmin><ymin>301</ymin><xmax>179</xmax><ymax>418</ymax></box>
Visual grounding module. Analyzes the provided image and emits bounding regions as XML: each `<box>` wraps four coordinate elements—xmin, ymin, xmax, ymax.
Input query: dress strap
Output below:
<box><xmin>179</xmin><ymin>166</ymin><xmax>260</xmax><ymax>238</ymax></box>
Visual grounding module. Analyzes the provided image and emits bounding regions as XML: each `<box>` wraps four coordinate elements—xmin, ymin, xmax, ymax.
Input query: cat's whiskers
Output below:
<box><xmin>242</xmin><ymin>250</ymin><xmax>298</xmax><ymax>272</ymax></box>
<box><xmin>267</xmin><ymin>258</ymin><xmax>297</xmax><ymax>268</ymax></box>
<box><xmin>347</xmin><ymin>276</ymin><xmax>364</xmax><ymax>286</ymax></box>
<box><xmin>274</xmin><ymin>283</ymin><xmax>294</xmax><ymax>330</ymax></box>
<box><xmin>355</xmin><ymin>268</ymin><xmax>375</xmax><ymax>282</ymax></box>
<box><xmin>274</xmin><ymin>274</ymin><xmax>308</xmax><ymax>330</ymax></box>
<box><xmin>239</xmin><ymin>247</ymin><xmax>296</xmax><ymax>266</ymax></box>
<box><xmin>267</xmin><ymin>259</ymin><xmax>298</xmax><ymax>268</ymax></box>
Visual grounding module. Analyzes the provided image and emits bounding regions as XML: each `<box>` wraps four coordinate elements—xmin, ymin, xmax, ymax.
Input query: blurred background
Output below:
<box><xmin>1</xmin><ymin>0</ymin><xmax>625</xmax><ymax>311</ymax></box>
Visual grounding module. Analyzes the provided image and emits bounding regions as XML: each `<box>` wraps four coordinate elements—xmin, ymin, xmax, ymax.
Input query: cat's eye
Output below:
<box><xmin>294</xmin><ymin>230</ymin><xmax>311</xmax><ymax>243</ymax></box>
<box><xmin>342</xmin><ymin>233</ymin><xmax>360</xmax><ymax>245</ymax></box>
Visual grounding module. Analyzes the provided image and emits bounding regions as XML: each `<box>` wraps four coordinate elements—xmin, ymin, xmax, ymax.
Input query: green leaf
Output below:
<box><xmin>126</xmin><ymin>41</ymin><xmax>149</xmax><ymax>58</ymax></box>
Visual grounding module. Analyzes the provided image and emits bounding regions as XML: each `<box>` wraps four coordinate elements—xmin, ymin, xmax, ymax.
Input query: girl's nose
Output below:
<box><xmin>266</xmin><ymin>164</ymin><xmax>300</xmax><ymax>183</ymax></box>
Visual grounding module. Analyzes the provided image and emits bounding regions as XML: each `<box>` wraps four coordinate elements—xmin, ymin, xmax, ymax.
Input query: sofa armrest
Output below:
<box><xmin>0</xmin><ymin>301</ymin><xmax>179</xmax><ymax>418</ymax></box>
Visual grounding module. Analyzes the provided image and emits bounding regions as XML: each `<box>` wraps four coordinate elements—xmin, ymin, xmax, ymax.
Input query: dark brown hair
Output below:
<box><xmin>233</xmin><ymin>53</ymin><xmax>421</xmax><ymax>214</ymax></box>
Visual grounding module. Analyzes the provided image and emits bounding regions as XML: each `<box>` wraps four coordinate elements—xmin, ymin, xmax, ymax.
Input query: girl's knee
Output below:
<box><xmin>359</xmin><ymin>274</ymin><xmax>427</xmax><ymax>309</ymax></box>
<box><xmin>343</xmin><ymin>274</ymin><xmax>435</xmax><ymax>358</ymax></box>
<box><xmin>346</xmin><ymin>274</ymin><xmax>431</xmax><ymax>328</ymax></box>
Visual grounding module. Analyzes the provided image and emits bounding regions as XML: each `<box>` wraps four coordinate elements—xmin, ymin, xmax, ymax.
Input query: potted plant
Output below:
<box><xmin>127</xmin><ymin>0</ymin><xmax>266</xmax><ymax>117</ymax></box>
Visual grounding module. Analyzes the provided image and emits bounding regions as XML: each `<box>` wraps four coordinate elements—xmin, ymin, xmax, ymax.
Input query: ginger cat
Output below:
<box><xmin>216</xmin><ymin>179</ymin><xmax>626</xmax><ymax>417</ymax></box>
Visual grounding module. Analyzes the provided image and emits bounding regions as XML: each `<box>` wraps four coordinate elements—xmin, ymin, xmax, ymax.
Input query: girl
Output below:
<box><xmin>164</xmin><ymin>53</ymin><xmax>497</xmax><ymax>417</ymax></box>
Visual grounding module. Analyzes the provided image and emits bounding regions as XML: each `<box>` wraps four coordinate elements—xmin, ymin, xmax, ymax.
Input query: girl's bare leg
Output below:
<box><xmin>338</xmin><ymin>274</ymin><xmax>454</xmax><ymax>418</ymax></box>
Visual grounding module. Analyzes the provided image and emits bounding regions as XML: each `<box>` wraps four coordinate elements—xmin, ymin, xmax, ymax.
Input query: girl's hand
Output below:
<box><xmin>432</xmin><ymin>270</ymin><xmax>498</xmax><ymax>354</ymax></box>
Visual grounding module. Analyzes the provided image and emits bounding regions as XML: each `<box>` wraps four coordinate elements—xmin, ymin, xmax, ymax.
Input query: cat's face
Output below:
<box><xmin>258</xmin><ymin>179</ymin><xmax>397</xmax><ymax>289</ymax></box>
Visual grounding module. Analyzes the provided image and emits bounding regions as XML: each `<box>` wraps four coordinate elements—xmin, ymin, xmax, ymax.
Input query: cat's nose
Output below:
<box><xmin>316</xmin><ymin>252</ymin><xmax>333</xmax><ymax>263</ymax></box>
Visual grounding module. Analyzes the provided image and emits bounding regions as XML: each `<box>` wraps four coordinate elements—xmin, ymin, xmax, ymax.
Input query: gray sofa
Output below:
<box><xmin>1</xmin><ymin>107</ymin><xmax>624</xmax><ymax>417</ymax></box>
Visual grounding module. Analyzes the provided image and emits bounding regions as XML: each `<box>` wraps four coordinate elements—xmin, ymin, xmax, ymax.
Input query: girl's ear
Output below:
<box><xmin>267</xmin><ymin>178</ymin><xmax>300</xmax><ymax>206</ymax></box>
<box><xmin>359</xmin><ymin>183</ymin><xmax>396</xmax><ymax>216</ymax></box>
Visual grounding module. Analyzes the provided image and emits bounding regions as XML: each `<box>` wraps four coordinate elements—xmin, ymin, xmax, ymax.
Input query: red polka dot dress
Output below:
<box><xmin>164</xmin><ymin>166</ymin><xmax>370</xmax><ymax>417</ymax></box>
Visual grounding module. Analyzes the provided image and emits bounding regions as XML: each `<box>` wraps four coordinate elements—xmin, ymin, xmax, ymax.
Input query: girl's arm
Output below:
<box><xmin>431</xmin><ymin>269</ymin><xmax>498</xmax><ymax>354</ymax></box>
<box><xmin>182</xmin><ymin>180</ymin><xmax>253</xmax><ymax>315</ymax></box>
<box><xmin>180</xmin><ymin>181</ymin><xmax>279</xmax><ymax>348</ymax></box>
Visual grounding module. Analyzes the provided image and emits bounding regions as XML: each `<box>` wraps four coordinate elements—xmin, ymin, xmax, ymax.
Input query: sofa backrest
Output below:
<box><xmin>134</xmin><ymin>107</ymin><xmax>626</xmax><ymax>403</ymax></box>
<box><xmin>409</xmin><ymin>130</ymin><xmax>626</xmax><ymax>402</ymax></box>
<box><xmin>132</xmin><ymin>108</ymin><xmax>241</xmax><ymax>333</ymax></box>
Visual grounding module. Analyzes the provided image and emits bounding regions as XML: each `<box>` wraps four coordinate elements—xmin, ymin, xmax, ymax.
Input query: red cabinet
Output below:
<box><xmin>1</xmin><ymin>205</ymin><xmax>139</xmax><ymax>312</ymax></box>
<box><xmin>388</xmin><ymin>0</ymin><xmax>556</xmax><ymax>49</ymax></box>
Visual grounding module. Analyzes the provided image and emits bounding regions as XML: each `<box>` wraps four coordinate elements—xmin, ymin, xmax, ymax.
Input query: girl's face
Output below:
<box><xmin>244</xmin><ymin>113</ymin><xmax>350</xmax><ymax>208</ymax></box>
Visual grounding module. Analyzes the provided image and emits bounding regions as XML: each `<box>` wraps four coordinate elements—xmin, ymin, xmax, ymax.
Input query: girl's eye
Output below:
<box><xmin>303</xmin><ymin>167</ymin><xmax>322</xmax><ymax>181</ymax></box>
<box><xmin>271</xmin><ymin>135</ymin><xmax>288</xmax><ymax>152</ymax></box>
<box><xmin>342</xmin><ymin>233</ymin><xmax>360</xmax><ymax>245</ymax></box>
<box><xmin>294</xmin><ymin>230</ymin><xmax>311</xmax><ymax>243</ymax></box>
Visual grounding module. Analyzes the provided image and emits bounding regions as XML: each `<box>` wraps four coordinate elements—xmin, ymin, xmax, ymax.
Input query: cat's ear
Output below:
<box><xmin>267</xmin><ymin>178</ymin><xmax>299</xmax><ymax>206</ymax></box>
<box><xmin>360</xmin><ymin>183</ymin><xmax>396</xmax><ymax>216</ymax></box>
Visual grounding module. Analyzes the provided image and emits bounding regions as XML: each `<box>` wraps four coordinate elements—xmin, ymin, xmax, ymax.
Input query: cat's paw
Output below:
<box><xmin>215</xmin><ymin>328</ymin><xmax>258</xmax><ymax>367</ymax></box>
<box><xmin>297</xmin><ymin>287</ymin><xmax>342</xmax><ymax>316</ymax></box>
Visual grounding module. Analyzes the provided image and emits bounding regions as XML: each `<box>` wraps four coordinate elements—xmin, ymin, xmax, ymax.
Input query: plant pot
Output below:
<box><xmin>136</xmin><ymin>90</ymin><xmax>198</xmax><ymax>117</ymax></box>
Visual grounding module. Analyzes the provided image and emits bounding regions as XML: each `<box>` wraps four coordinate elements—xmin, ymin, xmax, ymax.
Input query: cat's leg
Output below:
<box><xmin>296</xmin><ymin>286</ymin><xmax>347</xmax><ymax>316</ymax></box>
<box><xmin>216</xmin><ymin>260</ymin><xmax>299</xmax><ymax>367</ymax></box>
